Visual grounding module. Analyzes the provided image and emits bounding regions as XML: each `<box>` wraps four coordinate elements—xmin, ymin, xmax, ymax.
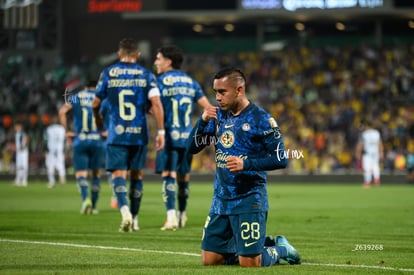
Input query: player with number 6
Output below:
<box><xmin>92</xmin><ymin>38</ymin><xmax>165</xmax><ymax>232</ymax></box>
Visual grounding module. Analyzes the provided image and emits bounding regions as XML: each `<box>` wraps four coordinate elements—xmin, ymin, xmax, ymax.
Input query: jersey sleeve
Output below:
<box><xmin>187</xmin><ymin>117</ymin><xmax>216</xmax><ymax>154</ymax></box>
<box><xmin>95</xmin><ymin>71</ymin><xmax>108</xmax><ymax>100</ymax></box>
<box><xmin>147</xmin><ymin>72</ymin><xmax>160</xmax><ymax>98</ymax></box>
<box><xmin>243</xmin><ymin>116</ymin><xmax>288</xmax><ymax>171</ymax></box>
<box><xmin>193</xmin><ymin>80</ymin><xmax>205</xmax><ymax>102</ymax></box>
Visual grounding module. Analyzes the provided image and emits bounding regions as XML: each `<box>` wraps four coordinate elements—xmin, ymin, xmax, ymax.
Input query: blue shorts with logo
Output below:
<box><xmin>155</xmin><ymin>147</ymin><xmax>192</xmax><ymax>176</ymax></box>
<box><xmin>201</xmin><ymin>211</ymin><xmax>267</xmax><ymax>256</ymax></box>
<box><xmin>73</xmin><ymin>141</ymin><xmax>104</xmax><ymax>171</ymax></box>
<box><xmin>105</xmin><ymin>144</ymin><xmax>148</xmax><ymax>171</ymax></box>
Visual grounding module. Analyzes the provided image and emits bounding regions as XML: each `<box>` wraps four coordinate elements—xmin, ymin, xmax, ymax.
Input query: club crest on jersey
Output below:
<box><xmin>269</xmin><ymin>117</ymin><xmax>278</xmax><ymax>128</ymax></box>
<box><xmin>220</xmin><ymin>130</ymin><xmax>235</xmax><ymax>148</ymax></box>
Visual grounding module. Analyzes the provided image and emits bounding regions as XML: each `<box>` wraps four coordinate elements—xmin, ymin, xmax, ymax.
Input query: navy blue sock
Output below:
<box><xmin>112</xmin><ymin>177</ymin><xmax>128</xmax><ymax>208</ymax></box>
<box><xmin>129</xmin><ymin>179</ymin><xmax>143</xmax><ymax>217</ymax></box>
<box><xmin>177</xmin><ymin>181</ymin><xmax>189</xmax><ymax>212</ymax></box>
<box><xmin>261</xmin><ymin>246</ymin><xmax>287</xmax><ymax>266</ymax></box>
<box><xmin>162</xmin><ymin>176</ymin><xmax>176</xmax><ymax>210</ymax></box>
<box><xmin>91</xmin><ymin>177</ymin><xmax>101</xmax><ymax>209</ymax></box>
<box><xmin>77</xmin><ymin>176</ymin><xmax>88</xmax><ymax>201</ymax></box>
<box><xmin>276</xmin><ymin>245</ymin><xmax>287</xmax><ymax>258</ymax></box>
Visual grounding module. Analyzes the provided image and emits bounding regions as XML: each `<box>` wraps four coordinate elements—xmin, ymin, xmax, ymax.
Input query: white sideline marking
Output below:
<box><xmin>1</xmin><ymin>238</ymin><xmax>414</xmax><ymax>272</ymax></box>
<box><xmin>0</xmin><ymin>238</ymin><xmax>200</xmax><ymax>257</ymax></box>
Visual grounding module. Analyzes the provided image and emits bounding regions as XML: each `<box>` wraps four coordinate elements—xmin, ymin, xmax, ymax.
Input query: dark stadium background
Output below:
<box><xmin>2</xmin><ymin>0</ymin><xmax>414</xmax><ymax>62</ymax></box>
<box><xmin>0</xmin><ymin>0</ymin><xmax>413</xmax><ymax>183</ymax></box>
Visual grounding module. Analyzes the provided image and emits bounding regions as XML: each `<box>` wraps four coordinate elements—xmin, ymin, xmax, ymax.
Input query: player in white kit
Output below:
<box><xmin>44</xmin><ymin>115</ymin><xmax>66</xmax><ymax>188</ymax></box>
<box><xmin>356</xmin><ymin>120</ymin><xmax>384</xmax><ymax>188</ymax></box>
<box><xmin>14</xmin><ymin>122</ymin><xmax>29</xmax><ymax>186</ymax></box>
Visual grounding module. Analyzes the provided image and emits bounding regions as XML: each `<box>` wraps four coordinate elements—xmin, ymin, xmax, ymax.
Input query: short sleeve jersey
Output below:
<box><xmin>157</xmin><ymin>70</ymin><xmax>205</xmax><ymax>148</ymax></box>
<box><xmin>68</xmin><ymin>89</ymin><xmax>102</xmax><ymax>147</ymax></box>
<box><xmin>95</xmin><ymin>62</ymin><xmax>158</xmax><ymax>146</ymax></box>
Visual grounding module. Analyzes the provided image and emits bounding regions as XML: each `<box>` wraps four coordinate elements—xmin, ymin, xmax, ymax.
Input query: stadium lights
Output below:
<box><xmin>224</xmin><ymin>23</ymin><xmax>235</xmax><ymax>32</ymax></box>
<box><xmin>335</xmin><ymin>22</ymin><xmax>346</xmax><ymax>31</ymax></box>
<box><xmin>295</xmin><ymin>22</ymin><xmax>305</xmax><ymax>31</ymax></box>
<box><xmin>192</xmin><ymin>24</ymin><xmax>203</xmax><ymax>32</ymax></box>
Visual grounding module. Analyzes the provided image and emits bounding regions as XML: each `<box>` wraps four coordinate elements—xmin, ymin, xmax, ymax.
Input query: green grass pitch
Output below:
<box><xmin>0</xmin><ymin>179</ymin><xmax>413</xmax><ymax>274</ymax></box>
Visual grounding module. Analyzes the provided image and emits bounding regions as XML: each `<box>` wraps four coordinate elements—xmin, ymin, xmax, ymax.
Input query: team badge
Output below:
<box><xmin>220</xmin><ymin>130</ymin><xmax>235</xmax><ymax>148</ymax></box>
<box><xmin>242</xmin><ymin>123</ymin><xmax>250</xmax><ymax>131</ymax></box>
<box><xmin>115</xmin><ymin>125</ymin><xmax>124</xmax><ymax>135</ymax></box>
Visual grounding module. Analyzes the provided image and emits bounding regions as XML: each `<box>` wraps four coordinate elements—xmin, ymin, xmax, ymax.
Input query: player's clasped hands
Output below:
<box><xmin>202</xmin><ymin>105</ymin><xmax>218</xmax><ymax>121</ymax></box>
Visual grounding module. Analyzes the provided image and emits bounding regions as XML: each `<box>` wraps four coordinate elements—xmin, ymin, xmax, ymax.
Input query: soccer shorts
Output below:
<box><xmin>155</xmin><ymin>147</ymin><xmax>192</xmax><ymax>176</ymax></box>
<box><xmin>73</xmin><ymin>142</ymin><xmax>104</xmax><ymax>171</ymax></box>
<box><xmin>106</xmin><ymin>144</ymin><xmax>147</xmax><ymax>171</ymax></box>
<box><xmin>201</xmin><ymin>211</ymin><xmax>267</xmax><ymax>256</ymax></box>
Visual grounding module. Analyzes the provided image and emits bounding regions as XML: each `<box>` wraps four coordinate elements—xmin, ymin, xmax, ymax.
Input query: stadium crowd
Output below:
<box><xmin>1</xmin><ymin>43</ymin><xmax>414</xmax><ymax>176</ymax></box>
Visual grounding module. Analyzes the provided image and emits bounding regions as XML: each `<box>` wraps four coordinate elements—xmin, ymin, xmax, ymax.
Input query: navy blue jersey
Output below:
<box><xmin>188</xmin><ymin>102</ymin><xmax>288</xmax><ymax>215</ymax></box>
<box><xmin>95</xmin><ymin>62</ymin><xmax>158</xmax><ymax>146</ymax></box>
<box><xmin>157</xmin><ymin>70</ymin><xmax>205</xmax><ymax>148</ymax></box>
<box><xmin>68</xmin><ymin>88</ymin><xmax>103</xmax><ymax>147</ymax></box>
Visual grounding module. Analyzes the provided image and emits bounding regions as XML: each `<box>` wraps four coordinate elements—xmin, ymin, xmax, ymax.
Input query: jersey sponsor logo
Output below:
<box><xmin>263</xmin><ymin>127</ymin><xmax>282</xmax><ymax>139</ymax></box>
<box><xmin>215</xmin><ymin>149</ymin><xmax>229</xmax><ymax>162</ymax></box>
<box><xmin>125</xmin><ymin>127</ymin><xmax>142</xmax><ymax>134</ymax></box>
<box><xmin>115</xmin><ymin>125</ymin><xmax>142</xmax><ymax>135</ymax></box>
<box><xmin>244</xmin><ymin>241</ymin><xmax>258</xmax><ymax>247</ymax></box>
<box><xmin>219</xmin><ymin>130</ymin><xmax>234</xmax><ymax>148</ymax></box>
<box><xmin>162</xmin><ymin>75</ymin><xmax>193</xmax><ymax>86</ymax></box>
<box><xmin>171</xmin><ymin>130</ymin><xmax>189</xmax><ymax>140</ymax></box>
<box><xmin>224</xmin><ymin>124</ymin><xmax>234</xmax><ymax>129</ymax></box>
<box><xmin>108</xmin><ymin>67</ymin><xmax>143</xmax><ymax>77</ymax></box>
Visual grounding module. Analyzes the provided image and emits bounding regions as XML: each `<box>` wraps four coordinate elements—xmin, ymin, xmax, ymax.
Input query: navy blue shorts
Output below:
<box><xmin>201</xmin><ymin>211</ymin><xmax>267</xmax><ymax>256</ymax></box>
<box><xmin>73</xmin><ymin>142</ymin><xmax>104</xmax><ymax>171</ymax></box>
<box><xmin>105</xmin><ymin>144</ymin><xmax>147</xmax><ymax>171</ymax></box>
<box><xmin>155</xmin><ymin>147</ymin><xmax>192</xmax><ymax>176</ymax></box>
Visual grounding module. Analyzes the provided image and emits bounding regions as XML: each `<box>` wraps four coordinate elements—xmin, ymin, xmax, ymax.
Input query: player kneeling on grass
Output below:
<box><xmin>187</xmin><ymin>67</ymin><xmax>301</xmax><ymax>267</ymax></box>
